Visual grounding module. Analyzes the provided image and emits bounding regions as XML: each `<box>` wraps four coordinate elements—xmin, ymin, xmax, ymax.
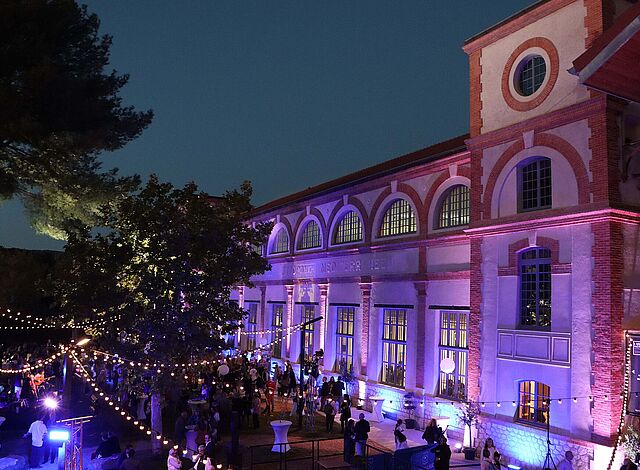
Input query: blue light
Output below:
<box><xmin>49</xmin><ymin>429</ymin><xmax>70</xmax><ymax>441</ymax></box>
<box><xmin>507</xmin><ymin>465</ymin><xmax>521</xmax><ymax>469</ymax></box>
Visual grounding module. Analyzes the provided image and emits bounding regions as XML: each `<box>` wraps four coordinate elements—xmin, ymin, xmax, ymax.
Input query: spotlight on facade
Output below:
<box><xmin>507</xmin><ymin>465</ymin><xmax>522</xmax><ymax>470</ymax></box>
<box><xmin>455</xmin><ymin>442</ymin><xmax>462</xmax><ymax>452</ymax></box>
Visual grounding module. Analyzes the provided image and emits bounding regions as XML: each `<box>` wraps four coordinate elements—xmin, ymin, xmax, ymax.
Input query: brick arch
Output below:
<box><xmin>292</xmin><ymin>208</ymin><xmax>327</xmax><ymax>250</ymax></box>
<box><xmin>508</xmin><ymin>236</ymin><xmax>559</xmax><ymax>267</ymax></box>
<box><xmin>369</xmin><ymin>183</ymin><xmax>424</xmax><ymax>239</ymax></box>
<box><xmin>482</xmin><ymin>134</ymin><xmax>590</xmax><ymax>220</ymax></box>
<box><xmin>424</xmin><ymin>167</ymin><xmax>472</xmax><ymax>233</ymax></box>
<box><xmin>326</xmin><ymin>196</ymin><xmax>369</xmax><ymax>245</ymax></box>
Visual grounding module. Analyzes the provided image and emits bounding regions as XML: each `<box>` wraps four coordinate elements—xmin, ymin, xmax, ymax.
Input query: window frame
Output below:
<box><xmin>269</xmin><ymin>227</ymin><xmax>290</xmax><ymax>255</ymax></box>
<box><xmin>377</xmin><ymin>198</ymin><xmax>417</xmax><ymax>239</ymax></box>
<box><xmin>297</xmin><ymin>219</ymin><xmax>322</xmax><ymax>251</ymax></box>
<box><xmin>518</xmin><ymin>247</ymin><xmax>552</xmax><ymax>330</ymax></box>
<box><xmin>437</xmin><ymin>310</ymin><xmax>469</xmax><ymax>401</ymax></box>
<box><xmin>381</xmin><ymin>308</ymin><xmax>407</xmax><ymax>388</ymax></box>
<box><xmin>245</xmin><ymin>302</ymin><xmax>259</xmax><ymax>351</ymax></box>
<box><xmin>517</xmin><ymin>380</ymin><xmax>550</xmax><ymax>426</ymax></box>
<box><xmin>518</xmin><ymin>157</ymin><xmax>552</xmax><ymax>212</ymax></box>
<box><xmin>333</xmin><ymin>210</ymin><xmax>364</xmax><ymax>246</ymax></box>
<box><xmin>436</xmin><ymin>184</ymin><xmax>470</xmax><ymax>229</ymax></box>
<box><xmin>515</xmin><ymin>55</ymin><xmax>547</xmax><ymax>97</ymax></box>
<box><xmin>334</xmin><ymin>306</ymin><xmax>355</xmax><ymax>374</ymax></box>
<box><xmin>271</xmin><ymin>304</ymin><xmax>284</xmax><ymax>358</ymax></box>
<box><xmin>301</xmin><ymin>305</ymin><xmax>315</xmax><ymax>360</ymax></box>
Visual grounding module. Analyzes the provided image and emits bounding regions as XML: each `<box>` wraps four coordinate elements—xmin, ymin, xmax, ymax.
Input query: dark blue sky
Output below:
<box><xmin>0</xmin><ymin>0</ymin><xmax>533</xmax><ymax>250</ymax></box>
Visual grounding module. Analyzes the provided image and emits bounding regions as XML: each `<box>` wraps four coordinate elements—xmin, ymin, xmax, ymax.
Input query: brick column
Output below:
<box><xmin>259</xmin><ymin>285</ymin><xmax>266</xmax><ymax>347</ymax></box>
<box><xmin>468</xmin><ymin>238</ymin><xmax>482</xmax><ymax>401</ymax></box>
<box><xmin>591</xmin><ymin>220</ymin><xmax>624</xmax><ymax>444</ymax></box>
<box><xmin>318</xmin><ymin>283</ymin><xmax>329</xmax><ymax>353</ymax></box>
<box><xmin>285</xmin><ymin>284</ymin><xmax>294</xmax><ymax>359</ymax></box>
<box><xmin>414</xmin><ymin>281</ymin><xmax>428</xmax><ymax>389</ymax></box>
<box><xmin>359</xmin><ymin>280</ymin><xmax>372</xmax><ymax>377</ymax></box>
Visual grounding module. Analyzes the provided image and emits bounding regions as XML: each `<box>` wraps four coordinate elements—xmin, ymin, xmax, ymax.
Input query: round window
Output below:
<box><xmin>515</xmin><ymin>55</ymin><xmax>547</xmax><ymax>97</ymax></box>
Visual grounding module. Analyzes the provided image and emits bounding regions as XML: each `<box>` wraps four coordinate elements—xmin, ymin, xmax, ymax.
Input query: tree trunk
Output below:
<box><xmin>151</xmin><ymin>392</ymin><xmax>163</xmax><ymax>454</ymax></box>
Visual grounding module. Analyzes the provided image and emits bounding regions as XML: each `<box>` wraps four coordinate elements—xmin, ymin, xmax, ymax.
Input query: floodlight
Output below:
<box><xmin>44</xmin><ymin>396</ymin><xmax>59</xmax><ymax>410</ymax></box>
<box><xmin>49</xmin><ymin>429</ymin><xmax>70</xmax><ymax>441</ymax></box>
<box><xmin>76</xmin><ymin>338</ymin><xmax>91</xmax><ymax>346</ymax></box>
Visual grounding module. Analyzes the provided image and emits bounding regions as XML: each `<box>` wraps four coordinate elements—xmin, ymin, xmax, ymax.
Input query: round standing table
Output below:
<box><xmin>270</xmin><ymin>420</ymin><xmax>292</xmax><ymax>452</ymax></box>
<box><xmin>369</xmin><ymin>396</ymin><xmax>385</xmax><ymax>422</ymax></box>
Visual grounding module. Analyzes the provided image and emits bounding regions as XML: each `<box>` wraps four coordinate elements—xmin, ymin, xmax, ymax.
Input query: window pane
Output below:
<box><xmin>379</xmin><ymin>199</ymin><xmax>417</xmax><ymax>238</ymax></box>
<box><xmin>381</xmin><ymin>308</ymin><xmax>407</xmax><ymax>388</ymax></box>
<box><xmin>272</xmin><ymin>305</ymin><xmax>283</xmax><ymax>358</ymax></box>
<box><xmin>519</xmin><ymin>158</ymin><xmax>552</xmax><ymax>212</ymax></box>
<box><xmin>334</xmin><ymin>211</ymin><xmax>363</xmax><ymax>245</ymax></box>
<box><xmin>519</xmin><ymin>248</ymin><xmax>552</xmax><ymax>328</ymax></box>
<box><xmin>298</xmin><ymin>220</ymin><xmax>321</xmax><ymax>250</ymax></box>
<box><xmin>518</xmin><ymin>380</ymin><xmax>550</xmax><ymax>424</ymax></box>
<box><xmin>438</xmin><ymin>185</ymin><xmax>470</xmax><ymax>229</ymax></box>
<box><xmin>271</xmin><ymin>228</ymin><xmax>290</xmax><ymax>254</ymax></box>
<box><xmin>438</xmin><ymin>311</ymin><xmax>469</xmax><ymax>400</ymax></box>
<box><xmin>335</xmin><ymin>307</ymin><xmax>355</xmax><ymax>373</ymax></box>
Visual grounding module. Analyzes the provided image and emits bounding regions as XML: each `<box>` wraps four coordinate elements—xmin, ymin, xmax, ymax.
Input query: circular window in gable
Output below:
<box><xmin>502</xmin><ymin>37</ymin><xmax>558</xmax><ymax>112</ymax></box>
<box><xmin>515</xmin><ymin>55</ymin><xmax>546</xmax><ymax>96</ymax></box>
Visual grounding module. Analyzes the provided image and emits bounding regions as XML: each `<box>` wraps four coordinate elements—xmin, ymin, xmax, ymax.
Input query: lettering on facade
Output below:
<box><xmin>290</xmin><ymin>256</ymin><xmax>392</xmax><ymax>277</ymax></box>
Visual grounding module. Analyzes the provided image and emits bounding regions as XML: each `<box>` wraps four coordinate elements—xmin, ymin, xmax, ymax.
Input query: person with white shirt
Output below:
<box><xmin>23</xmin><ymin>416</ymin><xmax>47</xmax><ymax>468</ymax></box>
<box><xmin>556</xmin><ymin>450</ymin><xmax>574</xmax><ymax>470</ymax></box>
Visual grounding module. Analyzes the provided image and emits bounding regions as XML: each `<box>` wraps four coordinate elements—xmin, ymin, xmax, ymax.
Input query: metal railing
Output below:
<box><xmin>248</xmin><ymin>436</ymin><xmax>345</xmax><ymax>470</ymax></box>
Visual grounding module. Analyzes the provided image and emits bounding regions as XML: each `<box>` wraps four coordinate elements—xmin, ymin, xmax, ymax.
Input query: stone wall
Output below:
<box><xmin>477</xmin><ymin>419</ymin><xmax>594</xmax><ymax>469</ymax></box>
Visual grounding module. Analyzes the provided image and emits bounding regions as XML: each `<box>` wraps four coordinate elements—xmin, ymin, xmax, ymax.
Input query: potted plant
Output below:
<box><xmin>403</xmin><ymin>392</ymin><xmax>418</xmax><ymax>429</ymax></box>
<box><xmin>458</xmin><ymin>401</ymin><xmax>480</xmax><ymax>460</ymax></box>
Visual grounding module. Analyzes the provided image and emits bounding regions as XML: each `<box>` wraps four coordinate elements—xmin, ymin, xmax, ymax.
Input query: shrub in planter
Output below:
<box><xmin>403</xmin><ymin>392</ymin><xmax>418</xmax><ymax>429</ymax></box>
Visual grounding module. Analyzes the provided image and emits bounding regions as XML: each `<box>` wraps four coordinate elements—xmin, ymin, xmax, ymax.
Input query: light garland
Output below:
<box><xmin>0</xmin><ymin>346</ymin><xmax>69</xmax><ymax>374</ymax></box>
<box><xmin>606</xmin><ymin>334</ymin><xmax>632</xmax><ymax>470</ymax></box>
<box><xmin>239</xmin><ymin>324</ymin><xmax>303</xmax><ymax>336</ymax></box>
<box><xmin>0</xmin><ymin>310</ymin><xmax>57</xmax><ymax>329</ymax></box>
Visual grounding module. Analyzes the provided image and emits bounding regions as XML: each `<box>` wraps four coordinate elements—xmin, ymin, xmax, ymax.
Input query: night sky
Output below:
<box><xmin>0</xmin><ymin>0</ymin><xmax>533</xmax><ymax>251</ymax></box>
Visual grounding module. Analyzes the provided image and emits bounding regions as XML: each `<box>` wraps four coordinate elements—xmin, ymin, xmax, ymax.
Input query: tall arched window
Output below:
<box><xmin>518</xmin><ymin>157</ymin><xmax>552</xmax><ymax>211</ymax></box>
<box><xmin>333</xmin><ymin>210</ymin><xmax>363</xmax><ymax>245</ymax></box>
<box><xmin>519</xmin><ymin>247</ymin><xmax>551</xmax><ymax>328</ymax></box>
<box><xmin>437</xmin><ymin>185</ymin><xmax>470</xmax><ymax>229</ymax></box>
<box><xmin>270</xmin><ymin>228</ymin><xmax>289</xmax><ymax>254</ymax></box>
<box><xmin>378</xmin><ymin>199</ymin><xmax>417</xmax><ymax>238</ymax></box>
<box><xmin>517</xmin><ymin>380</ymin><xmax>550</xmax><ymax>425</ymax></box>
<box><xmin>298</xmin><ymin>220</ymin><xmax>321</xmax><ymax>250</ymax></box>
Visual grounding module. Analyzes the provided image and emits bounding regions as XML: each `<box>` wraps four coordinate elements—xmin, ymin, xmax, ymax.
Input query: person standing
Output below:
<box><xmin>167</xmin><ymin>448</ymin><xmax>182</xmax><ymax>470</ymax></box>
<box><xmin>432</xmin><ymin>436</ymin><xmax>452</xmax><ymax>470</ymax></box>
<box><xmin>324</xmin><ymin>396</ymin><xmax>336</xmax><ymax>432</ymax></box>
<box><xmin>488</xmin><ymin>451</ymin><xmax>502</xmax><ymax>470</ymax></box>
<box><xmin>251</xmin><ymin>393</ymin><xmax>261</xmax><ymax>429</ymax></box>
<box><xmin>422</xmin><ymin>418</ymin><xmax>443</xmax><ymax>445</ymax></box>
<box><xmin>556</xmin><ymin>450</ymin><xmax>574</xmax><ymax>470</ymax></box>
<box><xmin>394</xmin><ymin>419</ymin><xmax>409</xmax><ymax>450</ymax></box>
<box><xmin>23</xmin><ymin>416</ymin><xmax>47</xmax><ymax>469</ymax></box>
<box><xmin>191</xmin><ymin>445</ymin><xmax>212</xmax><ymax>470</ymax></box>
<box><xmin>480</xmin><ymin>438</ymin><xmax>497</xmax><ymax>470</ymax></box>
<box><xmin>119</xmin><ymin>448</ymin><xmax>141</xmax><ymax>470</ymax></box>
<box><xmin>354</xmin><ymin>413</ymin><xmax>370</xmax><ymax>457</ymax></box>
<box><xmin>174</xmin><ymin>411</ymin><xmax>188</xmax><ymax>448</ymax></box>
<box><xmin>343</xmin><ymin>419</ymin><xmax>356</xmax><ymax>464</ymax></box>
<box><xmin>339</xmin><ymin>394</ymin><xmax>351</xmax><ymax>433</ymax></box>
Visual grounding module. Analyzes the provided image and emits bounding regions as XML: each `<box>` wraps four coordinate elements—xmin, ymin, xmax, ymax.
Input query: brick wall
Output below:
<box><xmin>468</xmin><ymin>237</ymin><xmax>482</xmax><ymax>401</ymax></box>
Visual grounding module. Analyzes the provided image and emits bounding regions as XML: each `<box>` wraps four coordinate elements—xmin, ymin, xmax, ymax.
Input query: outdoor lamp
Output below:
<box><xmin>43</xmin><ymin>396</ymin><xmax>59</xmax><ymax>410</ymax></box>
<box><xmin>49</xmin><ymin>429</ymin><xmax>70</xmax><ymax>442</ymax></box>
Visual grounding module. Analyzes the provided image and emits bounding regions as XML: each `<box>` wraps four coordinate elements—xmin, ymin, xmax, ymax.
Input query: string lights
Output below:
<box><xmin>0</xmin><ymin>346</ymin><xmax>68</xmax><ymax>374</ymax></box>
<box><xmin>239</xmin><ymin>324</ymin><xmax>303</xmax><ymax>336</ymax></box>
<box><xmin>606</xmin><ymin>334</ymin><xmax>632</xmax><ymax>470</ymax></box>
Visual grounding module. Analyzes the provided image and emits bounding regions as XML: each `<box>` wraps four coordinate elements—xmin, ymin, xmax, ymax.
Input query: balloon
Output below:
<box><xmin>440</xmin><ymin>357</ymin><xmax>456</xmax><ymax>374</ymax></box>
<box><xmin>217</xmin><ymin>364</ymin><xmax>230</xmax><ymax>376</ymax></box>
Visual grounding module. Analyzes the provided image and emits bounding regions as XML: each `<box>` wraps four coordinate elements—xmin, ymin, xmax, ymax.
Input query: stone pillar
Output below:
<box><xmin>318</xmin><ymin>283</ymin><xmax>329</xmax><ymax>354</ymax></box>
<box><xmin>237</xmin><ymin>286</ymin><xmax>245</xmax><ymax>350</ymax></box>
<box><xmin>259</xmin><ymin>285</ymin><xmax>267</xmax><ymax>347</ymax></box>
<box><xmin>468</xmin><ymin>238</ymin><xmax>482</xmax><ymax>401</ymax></box>
<box><xmin>285</xmin><ymin>284</ymin><xmax>294</xmax><ymax>359</ymax></box>
<box><xmin>359</xmin><ymin>280</ymin><xmax>372</xmax><ymax>377</ymax></box>
<box><xmin>414</xmin><ymin>281</ymin><xmax>428</xmax><ymax>390</ymax></box>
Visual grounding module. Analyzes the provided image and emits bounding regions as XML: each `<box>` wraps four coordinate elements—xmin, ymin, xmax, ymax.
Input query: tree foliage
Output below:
<box><xmin>55</xmin><ymin>176</ymin><xmax>271</xmax><ymax>363</ymax></box>
<box><xmin>0</xmin><ymin>0</ymin><xmax>152</xmax><ymax>239</ymax></box>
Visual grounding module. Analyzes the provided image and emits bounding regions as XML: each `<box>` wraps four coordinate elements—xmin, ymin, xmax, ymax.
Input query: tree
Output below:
<box><xmin>0</xmin><ymin>0</ymin><xmax>152</xmax><ymax>239</ymax></box>
<box><xmin>55</xmin><ymin>176</ymin><xmax>271</xmax><ymax>449</ymax></box>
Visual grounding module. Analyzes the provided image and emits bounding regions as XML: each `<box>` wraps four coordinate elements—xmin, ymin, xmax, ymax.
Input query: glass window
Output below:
<box><xmin>298</xmin><ymin>220</ymin><xmax>321</xmax><ymax>250</ymax></box>
<box><xmin>271</xmin><ymin>304</ymin><xmax>283</xmax><ymax>358</ymax></box>
<box><xmin>270</xmin><ymin>228</ymin><xmax>290</xmax><ymax>254</ymax></box>
<box><xmin>519</xmin><ymin>247</ymin><xmax>552</xmax><ymax>329</ymax></box>
<box><xmin>335</xmin><ymin>307</ymin><xmax>355</xmax><ymax>374</ymax></box>
<box><xmin>245</xmin><ymin>302</ymin><xmax>258</xmax><ymax>351</ymax></box>
<box><xmin>437</xmin><ymin>185</ymin><xmax>470</xmax><ymax>229</ymax></box>
<box><xmin>517</xmin><ymin>381</ymin><xmax>550</xmax><ymax>425</ymax></box>
<box><xmin>438</xmin><ymin>311</ymin><xmax>468</xmax><ymax>401</ymax></box>
<box><xmin>516</xmin><ymin>55</ymin><xmax>547</xmax><ymax>97</ymax></box>
<box><xmin>334</xmin><ymin>211</ymin><xmax>363</xmax><ymax>245</ymax></box>
<box><xmin>381</xmin><ymin>309</ymin><xmax>407</xmax><ymax>388</ymax></box>
<box><xmin>378</xmin><ymin>199</ymin><xmax>417</xmax><ymax>238</ymax></box>
<box><xmin>519</xmin><ymin>158</ymin><xmax>552</xmax><ymax>211</ymax></box>
<box><xmin>302</xmin><ymin>305</ymin><xmax>315</xmax><ymax>359</ymax></box>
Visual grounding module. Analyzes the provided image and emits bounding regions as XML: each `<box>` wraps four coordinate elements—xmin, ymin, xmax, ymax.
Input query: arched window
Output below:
<box><xmin>378</xmin><ymin>199</ymin><xmax>417</xmax><ymax>238</ymax></box>
<box><xmin>437</xmin><ymin>185</ymin><xmax>470</xmax><ymax>229</ymax></box>
<box><xmin>517</xmin><ymin>380</ymin><xmax>550</xmax><ymax>425</ymax></box>
<box><xmin>297</xmin><ymin>220</ymin><xmax>321</xmax><ymax>250</ymax></box>
<box><xmin>270</xmin><ymin>228</ymin><xmax>289</xmax><ymax>254</ymax></box>
<box><xmin>519</xmin><ymin>247</ymin><xmax>551</xmax><ymax>328</ymax></box>
<box><xmin>518</xmin><ymin>157</ymin><xmax>552</xmax><ymax>211</ymax></box>
<box><xmin>333</xmin><ymin>210</ymin><xmax>363</xmax><ymax>245</ymax></box>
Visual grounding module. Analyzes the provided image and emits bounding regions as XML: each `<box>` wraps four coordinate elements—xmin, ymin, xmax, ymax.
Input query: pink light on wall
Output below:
<box><xmin>285</xmin><ymin>284</ymin><xmax>294</xmax><ymax>355</ymax></box>
<box><xmin>318</xmin><ymin>283</ymin><xmax>329</xmax><ymax>352</ymax></box>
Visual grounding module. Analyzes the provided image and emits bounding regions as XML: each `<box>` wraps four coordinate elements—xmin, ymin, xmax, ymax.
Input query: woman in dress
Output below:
<box><xmin>481</xmin><ymin>438</ymin><xmax>497</xmax><ymax>470</ymax></box>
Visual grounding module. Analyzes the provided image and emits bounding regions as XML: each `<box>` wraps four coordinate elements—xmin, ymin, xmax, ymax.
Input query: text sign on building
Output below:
<box><xmin>254</xmin><ymin>248</ymin><xmax>420</xmax><ymax>281</ymax></box>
